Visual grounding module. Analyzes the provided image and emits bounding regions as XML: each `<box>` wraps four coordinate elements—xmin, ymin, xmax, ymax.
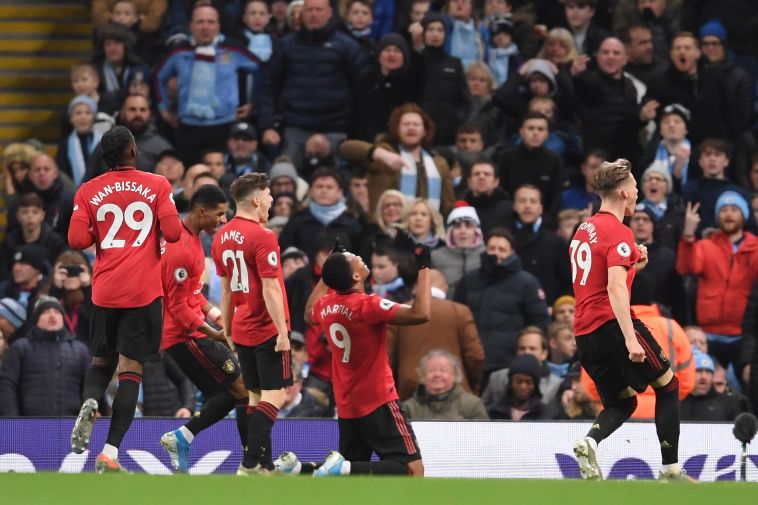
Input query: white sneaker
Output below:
<box><xmin>659</xmin><ymin>469</ymin><xmax>697</xmax><ymax>483</ymax></box>
<box><xmin>573</xmin><ymin>437</ymin><xmax>603</xmax><ymax>480</ymax></box>
<box><xmin>236</xmin><ymin>462</ymin><xmax>269</xmax><ymax>476</ymax></box>
<box><xmin>71</xmin><ymin>398</ymin><xmax>98</xmax><ymax>454</ymax></box>
<box><xmin>314</xmin><ymin>451</ymin><xmax>345</xmax><ymax>477</ymax></box>
<box><xmin>273</xmin><ymin>452</ymin><xmax>302</xmax><ymax>474</ymax></box>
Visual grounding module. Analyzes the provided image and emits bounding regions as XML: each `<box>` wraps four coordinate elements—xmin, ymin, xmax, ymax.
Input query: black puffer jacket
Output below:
<box><xmin>0</xmin><ymin>326</ymin><xmax>89</xmax><ymax>416</ymax></box>
<box><xmin>0</xmin><ymin>222</ymin><xmax>65</xmax><ymax>279</ymax></box>
<box><xmin>278</xmin><ymin>208</ymin><xmax>364</xmax><ymax>263</ymax></box>
<box><xmin>259</xmin><ymin>16</ymin><xmax>368</xmax><ymax>132</ymax></box>
<box><xmin>454</xmin><ymin>253</ymin><xmax>550</xmax><ymax>372</ymax></box>
<box><xmin>512</xmin><ymin>225</ymin><xmax>572</xmax><ymax>306</ymax></box>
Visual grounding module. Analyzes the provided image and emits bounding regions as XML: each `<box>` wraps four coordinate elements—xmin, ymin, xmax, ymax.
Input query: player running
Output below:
<box><xmin>158</xmin><ymin>184</ymin><xmax>250</xmax><ymax>473</ymax></box>
<box><xmin>570</xmin><ymin>159</ymin><xmax>692</xmax><ymax>482</ymax></box>
<box><xmin>275</xmin><ymin>242</ymin><xmax>431</xmax><ymax>477</ymax></box>
<box><xmin>211</xmin><ymin>173</ymin><xmax>292</xmax><ymax>476</ymax></box>
<box><xmin>68</xmin><ymin>126</ymin><xmax>182</xmax><ymax>473</ymax></box>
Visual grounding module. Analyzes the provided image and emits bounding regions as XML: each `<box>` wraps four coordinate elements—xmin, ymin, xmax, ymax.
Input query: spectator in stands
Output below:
<box><xmin>403</xmin><ymin>349</ymin><xmax>488</xmax><ymax>420</ymax></box>
<box><xmin>553</xmin><ymin>295</ymin><xmax>575</xmax><ymax>325</ymax></box>
<box><xmin>556</xmin><ymin>362</ymin><xmax>600</xmax><ymax>420</ymax></box>
<box><xmin>465</xmin><ymin>62</ymin><xmax>496</xmax><ymax>121</ymax></box>
<box><xmin>0</xmin><ymin>298</ymin><xmax>26</xmax><ymax>350</ymax></box>
<box><xmin>485</xmin><ymin>14</ymin><xmax>521</xmax><ymax>87</ymax></box>
<box><xmin>269</xmin><ymin>159</ymin><xmax>307</xmax><ymax>201</ymax></box>
<box><xmin>487</xmin><ymin>353</ymin><xmax>553</xmax><ymax>420</ymax></box>
<box><xmin>495</xmin><ymin>112</ymin><xmax>564</xmax><ymax>220</ymax></box>
<box><xmin>140</xmin><ymin>354</ymin><xmax>195</xmax><ymax>417</ymax></box>
<box><xmin>68</xmin><ymin>62</ymin><xmax>119</xmax><ymax>119</ymax></box>
<box><xmin>272</xmin><ymin>193</ymin><xmax>297</xmax><ymax>219</ymax></box>
<box><xmin>341</xmin><ymin>103</ymin><xmax>455</xmax><ymax>216</ymax></box>
<box><xmin>279</xmin><ymin>168</ymin><xmax>363</xmax><ymax>261</ymax></box>
<box><xmin>57</xmin><ymin>96</ymin><xmax>105</xmax><ymax>187</ymax></box>
<box><xmin>556</xmin><ymin>209</ymin><xmax>581</xmax><ymax>243</ymax></box>
<box><xmin>200</xmin><ymin>148</ymin><xmax>227</xmax><ymax>182</ymax></box>
<box><xmin>546</xmin><ymin>321</ymin><xmax>576</xmax><ymax>380</ymax></box>
<box><xmin>446</xmin><ymin>0</ymin><xmax>484</xmax><ymax>70</ymax></box>
<box><xmin>370</xmin><ymin>245</ymin><xmax>412</xmax><ymax>302</ymax></box>
<box><xmin>685</xmin><ymin>325</ymin><xmax>709</xmax><ymax>355</ymax></box>
<box><xmin>16</xmin><ymin>155</ymin><xmax>74</xmax><ymax>241</ymax></box>
<box><xmin>349</xmin><ymin>33</ymin><xmax>418</xmax><ymax>143</ymax></box>
<box><xmin>638</xmin><ymin>164</ymin><xmax>685</xmax><ymax>250</ymax></box>
<box><xmin>678</xmin><ymin>191</ymin><xmax>758</xmax><ymax>374</ymax></box>
<box><xmin>358</xmin><ymin>189</ymin><xmax>407</xmax><ymax>263</ymax></box>
<box><xmin>154</xmin><ymin>149</ymin><xmax>185</xmax><ymax>193</ymax></box>
<box><xmin>431</xmin><ymin>204</ymin><xmax>485</xmax><ymax>295</ymax></box>
<box><xmin>388</xmin><ymin>268</ymin><xmax>484</xmax><ymax>399</ymax></box>
<box><xmin>402</xmin><ymin>198</ymin><xmax>446</xmax><ymax>249</ymax></box>
<box><xmin>87</xmin><ymin>94</ymin><xmax>172</xmax><ymax>178</ymax></box>
<box><xmin>279</xmin><ymin>361</ymin><xmax>330</xmax><ymax>418</ymax></box>
<box><xmin>680</xmin><ymin>351</ymin><xmax>741</xmax><ymax>421</ymax></box>
<box><xmin>742</xmin><ymin>280</ymin><xmax>758</xmax><ymax>414</ymax></box>
<box><xmin>511</xmin><ymin>185</ymin><xmax>571</xmax><ymax>305</ymax></box>
<box><xmin>346</xmin><ymin>170</ymin><xmax>370</xmax><ymax>225</ymax></box>
<box><xmin>455</xmin><ymin>227</ymin><xmax>550</xmax><ymax>373</ymax></box>
<box><xmin>238</xmin><ymin>0</ymin><xmax>276</xmax><ymax>115</ymax></box>
<box><xmin>1</xmin><ymin>194</ymin><xmax>64</xmax><ymax>280</ymax></box>
<box><xmin>2</xmin><ymin>143</ymin><xmax>37</xmax><ymax>200</ymax></box>
<box><xmin>37</xmin><ymin>250</ymin><xmax>93</xmax><ymax>345</ymax></box>
<box><xmin>563</xmin><ymin>0</ymin><xmax>609</xmax><ymax>56</ymax></box>
<box><xmin>629</xmin><ymin>205</ymin><xmax>686</xmax><ymax>321</ymax></box>
<box><xmin>413</xmin><ymin>12</ymin><xmax>471</xmax><ymax>146</ymax></box>
<box><xmin>681</xmin><ymin>138</ymin><xmax>753</xmax><ymax>234</ymax></box>
<box><xmin>463</xmin><ymin>160</ymin><xmax>512</xmax><ymax>234</ymax></box>
<box><xmin>156</xmin><ymin>2</ymin><xmax>260</xmax><ymax>165</ymax></box>
<box><xmin>640</xmin><ymin>103</ymin><xmax>692</xmax><ymax>192</ymax></box>
<box><xmin>91</xmin><ymin>0</ymin><xmax>167</xmax><ymax>35</ymax></box>
<box><xmin>259</xmin><ymin>0</ymin><xmax>367</xmax><ymax>166</ymax></box>
<box><xmin>524</xmin><ymin>96</ymin><xmax>582</xmax><ymax>165</ymax></box>
<box><xmin>562</xmin><ymin>150</ymin><xmax>603</xmax><ymax>211</ymax></box>
<box><xmin>621</xmin><ymin>23</ymin><xmax>669</xmax><ymax>88</ymax></box>
<box><xmin>573</xmin><ymin>37</ymin><xmax>646</xmax><ymax>166</ymax></box>
<box><xmin>286</xmin><ymin>0</ymin><xmax>304</xmax><ymax>32</ymax></box>
<box><xmin>300</xmin><ymin>134</ymin><xmax>338</xmax><ymax>181</ymax></box>
<box><xmin>616</xmin><ymin>0</ymin><xmax>678</xmax><ymax>61</ymax></box>
<box><xmin>536</xmin><ymin>27</ymin><xmax>579</xmax><ymax>69</ymax></box>
<box><xmin>0</xmin><ymin>296</ymin><xmax>89</xmax><ymax>416</ymax></box>
<box><xmin>344</xmin><ymin>0</ymin><xmax>375</xmax><ymax>58</ymax></box>
<box><xmin>172</xmin><ymin>163</ymin><xmax>209</xmax><ymax>214</ymax></box>
<box><xmin>91</xmin><ymin>22</ymin><xmax>149</xmax><ymax>96</ymax></box>
<box><xmin>0</xmin><ymin>244</ymin><xmax>48</xmax><ymax>311</ymax></box>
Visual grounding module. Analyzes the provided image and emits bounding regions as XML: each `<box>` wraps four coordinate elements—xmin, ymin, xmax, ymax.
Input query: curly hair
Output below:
<box><xmin>387</xmin><ymin>103</ymin><xmax>436</xmax><ymax>148</ymax></box>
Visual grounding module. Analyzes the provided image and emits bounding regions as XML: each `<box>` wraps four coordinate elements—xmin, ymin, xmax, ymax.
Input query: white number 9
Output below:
<box><xmin>570</xmin><ymin>239</ymin><xmax>592</xmax><ymax>286</ymax></box>
<box><xmin>328</xmin><ymin>323</ymin><xmax>352</xmax><ymax>363</ymax></box>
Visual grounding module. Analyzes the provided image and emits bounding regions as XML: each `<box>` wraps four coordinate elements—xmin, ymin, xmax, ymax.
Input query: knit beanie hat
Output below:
<box><xmin>699</xmin><ymin>19</ymin><xmax>727</xmax><ymax>44</ymax></box>
<box><xmin>269</xmin><ymin>161</ymin><xmax>299</xmax><ymax>183</ymax></box>
<box><xmin>715</xmin><ymin>191</ymin><xmax>749</xmax><ymax>221</ymax></box>
<box><xmin>13</xmin><ymin>244</ymin><xmax>49</xmax><ymax>275</ymax></box>
<box><xmin>642</xmin><ymin>164</ymin><xmax>673</xmax><ymax>194</ymax></box>
<box><xmin>0</xmin><ymin>298</ymin><xmax>27</xmax><ymax>329</ymax></box>
<box><xmin>509</xmin><ymin>353</ymin><xmax>541</xmax><ymax>383</ymax></box>
<box><xmin>32</xmin><ymin>295</ymin><xmax>65</xmax><ymax>323</ymax></box>
<box><xmin>378</xmin><ymin>33</ymin><xmax>409</xmax><ymax>64</ymax></box>
<box><xmin>68</xmin><ymin>94</ymin><xmax>98</xmax><ymax>117</ymax></box>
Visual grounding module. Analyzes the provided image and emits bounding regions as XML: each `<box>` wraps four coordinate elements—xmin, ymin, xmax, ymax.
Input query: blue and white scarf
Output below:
<box><xmin>309</xmin><ymin>200</ymin><xmax>347</xmax><ymax>226</ymax></box>
<box><xmin>399</xmin><ymin>147</ymin><xmax>441</xmax><ymax>211</ymax></box>
<box><xmin>67</xmin><ymin>130</ymin><xmax>102</xmax><ymax>186</ymax></box>
<box><xmin>245</xmin><ymin>29</ymin><xmax>272</xmax><ymax>62</ymax></box>
<box><xmin>487</xmin><ymin>43</ymin><xmax>519</xmax><ymax>86</ymax></box>
<box><xmin>186</xmin><ymin>35</ymin><xmax>221</xmax><ymax>120</ymax></box>
<box><xmin>450</xmin><ymin>19</ymin><xmax>481</xmax><ymax>69</ymax></box>
<box><xmin>653</xmin><ymin>139</ymin><xmax>691</xmax><ymax>185</ymax></box>
<box><xmin>371</xmin><ymin>276</ymin><xmax>405</xmax><ymax>297</ymax></box>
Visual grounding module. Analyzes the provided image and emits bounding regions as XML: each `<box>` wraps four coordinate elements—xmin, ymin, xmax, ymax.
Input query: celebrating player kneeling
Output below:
<box><xmin>570</xmin><ymin>159</ymin><xmax>693</xmax><ymax>482</ymax></box>
<box><xmin>275</xmin><ymin>242</ymin><xmax>431</xmax><ymax>477</ymax></box>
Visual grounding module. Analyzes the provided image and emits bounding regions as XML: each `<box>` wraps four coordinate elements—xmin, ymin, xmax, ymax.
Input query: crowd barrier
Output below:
<box><xmin>0</xmin><ymin>419</ymin><xmax>756</xmax><ymax>481</ymax></box>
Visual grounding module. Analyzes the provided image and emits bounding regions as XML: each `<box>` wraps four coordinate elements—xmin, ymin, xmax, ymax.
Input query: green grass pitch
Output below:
<box><xmin>2</xmin><ymin>473</ymin><xmax>757</xmax><ymax>505</ymax></box>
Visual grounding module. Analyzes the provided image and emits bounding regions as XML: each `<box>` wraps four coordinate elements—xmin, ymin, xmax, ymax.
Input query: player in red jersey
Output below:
<box><xmin>273</xmin><ymin>242</ymin><xmax>431</xmax><ymax>477</ymax></box>
<box><xmin>157</xmin><ymin>184</ymin><xmax>250</xmax><ymax>473</ymax></box>
<box><xmin>211</xmin><ymin>173</ymin><xmax>292</xmax><ymax>476</ymax></box>
<box><xmin>67</xmin><ymin>126</ymin><xmax>182</xmax><ymax>473</ymax></box>
<box><xmin>570</xmin><ymin>159</ymin><xmax>693</xmax><ymax>482</ymax></box>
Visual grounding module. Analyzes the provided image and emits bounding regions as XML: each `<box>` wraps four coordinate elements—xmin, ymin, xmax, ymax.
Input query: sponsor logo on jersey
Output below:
<box><xmin>617</xmin><ymin>242</ymin><xmax>631</xmax><ymax>258</ymax></box>
<box><xmin>267</xmin><ymin>251</ymin><xmax>278</xmax><ymax>267</ymax></box>
<box><xmin>174</xmin><ymin>268</ymin><xmax>188</xmax><ymax>282</ymax></box>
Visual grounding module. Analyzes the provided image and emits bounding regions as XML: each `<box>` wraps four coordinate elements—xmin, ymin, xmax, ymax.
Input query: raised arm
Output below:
<box><xmin>304</xmin><ymin>278</ymin><xmax>329</xmax><ymax>327</ymax></box>
<box><xmin>390</xmin><ymin>247</ymin><xmax>432</xmax><ymax>326</ymax></box>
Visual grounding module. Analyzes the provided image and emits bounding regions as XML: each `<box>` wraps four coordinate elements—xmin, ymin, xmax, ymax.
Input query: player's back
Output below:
<box><xmin>312</xmin><ymin>290</ymin><xmax>399</xmax><ymax>418</ymax></box>
<box><xmin>72</xmin><ymin>169</ymin><xmax>177</xmax><ymax>308</ymax></box>
<box><xmin>571</xmin><ymin>211</ymin><xmax>639</xmax><ymax>336</ymax></box>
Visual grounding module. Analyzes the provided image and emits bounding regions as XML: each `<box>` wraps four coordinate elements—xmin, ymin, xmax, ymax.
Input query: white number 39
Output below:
<box><xmin>328</xmin><ymin>323</ymin><xmax>351</xmax><ymax>363</ymax></box>
<box><xmin>570</xmin><ymin>240</ymin><xmax>592</xmax><ymax>286</ymax></box>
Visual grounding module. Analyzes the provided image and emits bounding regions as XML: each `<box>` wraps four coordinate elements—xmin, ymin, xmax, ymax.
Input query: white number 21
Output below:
<box><xmin>570</xmin><ymin>240</ymin><xmax>592</xmax><ymax>286</ymax></box>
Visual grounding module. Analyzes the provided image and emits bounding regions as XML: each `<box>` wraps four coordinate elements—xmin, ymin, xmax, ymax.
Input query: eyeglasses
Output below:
<box><xmin>382</xmin><ymin>202</ymin><xmax>404</xmax><ymax>209</ymax></box>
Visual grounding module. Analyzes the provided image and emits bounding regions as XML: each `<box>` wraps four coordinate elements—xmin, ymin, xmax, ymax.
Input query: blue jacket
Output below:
<box><xmin>259</xmin><ymin>18</ymin><xmax>368</xmax><ymax>132</ymax></box>
<box><xmin>155</xmin><ymin>37</ymin><xmax>260</xmax><ymax>126</ymax></box>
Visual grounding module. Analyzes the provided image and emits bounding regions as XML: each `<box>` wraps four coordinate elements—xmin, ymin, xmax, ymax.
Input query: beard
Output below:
<box><xmin>124</xmin><ymin>118</ymin><xmax>147</xmax><ymax>134</ymax></box>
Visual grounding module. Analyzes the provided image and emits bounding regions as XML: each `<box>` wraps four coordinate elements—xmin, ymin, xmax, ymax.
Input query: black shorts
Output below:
<box><xmin>90</xmin><ymin>297</ymin><xmax>163</xmax><ymax>363</ymax></box>
<box><xmin>165</xmin><ymin>338</ymin><xmax>241</xmax><ymax>396</ymax></box>
<box><xmin>236</xmin><ymin>335</ymin><xmax>293</xmax><ymax>391</ymax></box>
<box><xmin>339</xmin><ymin>401</ymin><xmax>421</xmax><ymax>464</ymax></box>
<box><xmin>577</xmin><ymin>318</ymin><xmax>670</xmax><ymax>405</ymax></box>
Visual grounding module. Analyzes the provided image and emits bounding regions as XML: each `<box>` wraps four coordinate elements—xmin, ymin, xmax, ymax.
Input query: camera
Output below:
<box><xmin>61</xmin><ymin>264</ymin><xmax>84</xmax><ymax>277</ymax></box>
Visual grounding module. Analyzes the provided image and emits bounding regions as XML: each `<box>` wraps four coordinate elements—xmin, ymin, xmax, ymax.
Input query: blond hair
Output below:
<box><xmin>402</xmin><ymin>198</ymin><xmax>446</xmax><ymax>239</ymax></box>
<box><xmin>537</xmin><ymin>28</ymin><xmax>579</xmax><ymax>64</ymax></box>
<box><xmin>593</xmin><ymin>158</ymin><xmax>632</xmax><ymax>198</ymax></box>
<box><xmin>374</xmin><ymin>189</ymin><xmax>408</xmax><ymax>232</ymax></box>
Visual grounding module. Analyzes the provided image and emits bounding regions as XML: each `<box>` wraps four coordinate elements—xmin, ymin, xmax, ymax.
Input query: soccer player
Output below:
<box><xmin>570</xmin><ymin>159</ymin><xmax>692</xmax><ymax>482</ymax></box>
<box><xmin>158</xmin><ymin>184</ymin><xmax>250</xmax><ymax>473</ymax></box>
<box><xmin>68</xmin><ymin>126</ymin><xmax>182</xmax><ymax>473</ymax></box>
<box><xmin>211</xmin><ymin>173</ymin><xmax>292</xmax><ymax>475</ymax></box>
<box><xmin>277</xmin><ymin>243</ymin><xmax>431</xmax><ymax>477</ymax></box>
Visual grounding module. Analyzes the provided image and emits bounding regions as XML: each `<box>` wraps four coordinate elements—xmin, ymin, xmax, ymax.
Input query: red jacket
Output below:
<box><xmin>677</xmin><ymin>231</ymin><xmax>758</xmax><ymax>335</ymax></box>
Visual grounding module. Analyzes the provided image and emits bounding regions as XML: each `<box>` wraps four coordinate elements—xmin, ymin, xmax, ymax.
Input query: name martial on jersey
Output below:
<box><xmin>318</xmin><ymin>303</ymin><xmax>354</xmax><ymax>321</ymax></box>
<box><xmin>87</xmin><ymin>181</ymin><xmax>159</xmax><ymax>206</ymax></box>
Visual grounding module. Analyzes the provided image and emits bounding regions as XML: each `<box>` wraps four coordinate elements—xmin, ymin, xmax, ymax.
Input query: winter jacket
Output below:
<box><xmin>86</xmin><ymin>122</ymin><xmax>173</xmax><ymax>179</ymax></box>
<box><xmin>488</xmin><ymin>390</ymin><xmax>553</xmax><ymax>420</ymax></box>
<box><xmin>431</xmin><ymin>243</ymin><xmax>485</xmax><ymax>297</ymax></box>
<box><xmin>680</xmin><ymin>0</ymin><xmax>758</xmax><ymax>56</ymax></box>
<box><xmin>454</xmin><ymin>253</ymin><xmax>550</xmax><ymax>372</ymax></box>
<box><xmin>259</xmin><ymin>17</ymin><xmax>368</xmax><ymax>132</ymax></box>
<box><xmin>677</xmin><ymin>231</ymin><xmax>758</xmax><ymax>335</ymax></box>
<box><xmin>643</xmin><ymin>242</ymin><xmax>687</xmax><ymax>323</ymax></box>
<box><xmin>13</xmin><ymin>177</ymin><xmax>74</xmax><ymax>242</ymax></box>
<box><xmin>387</xmin><ymin>298</ymin><xmax>484</xmax><ymax>400</ymax></box>
<box><xmin>141</xmin><ymin>354</ymin><xmax>196</xmax><ymax>416</ymax></box>
<box><xmin>44</xmin><ymin>285</ymin><xmax>93</xmax><ymax>345</ymax></box>
<box><xmin>416</xmin><ymin>46</ymin><xmax>471</xmax><ymax>145</ymax></box>
<box><xmin>681</xmin><ymin>178</ymin><xmax>755</xmax><ymax>234</ymax></box>
<box><xmin>340</xmin><ymin>140</ymin><xmax>455</xmax><ymax>217</ymax></box>
<box><xmin>464</xmin><ymin>189</ymin><xmax>513</xmax><ymax>234</ymax></box>
<box><xmin>0</xmin><ymin>326</ymin><xmax>89</xmax><ymax>416</ymax></box>
<box><xmin>511</xmin><ymin>224</ymin><xmax>572</xmax><ymax>305</ymax></box>
<box><xmin>742</xmin><ymin>280</ymin><xmax>758</xmax><ymax>412</ymax></box>
<box><xmin>0</xmin><ymin>223</ymin><xmax>65</xmax><ymax>279</ymax></box>
<box><xmin>403</xmin><ymin>384</ymin><xmax>488</xmax><ymax>420</ymax></box>
<box><xmin>652</xmin><ymin>193</ymin><xmax>686</xmax><ymax>250</ymax></box>
<box><xmin>279</xmin><ymin>207</ymin><xmax>364</xmax><ymax>263</ymax></box>
<box><xmin>680</xmin><ymin>387</ymin><xmax>741</xmax><ymax>422</ymax></box>
<box><xmin>482</xmin><ymin>365</ymin><xmax>563</xmax><ymax>410</ymax></box>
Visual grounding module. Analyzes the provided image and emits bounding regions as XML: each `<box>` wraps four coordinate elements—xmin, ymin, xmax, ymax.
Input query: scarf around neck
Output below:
<box><xmin>186</xmin><ymin>35</ymin><xmax>222</xmax><ymax>119</ymax></box>
<box><xmin>309</xmin><ymin>200</ymin><xmax>347</xmax><ymax>225</ymax></box>
<box><xmin>487</xmin><ymin>43</ymin><xmax>519</xmax><ymax>86</ymax></box>
<box><xmin>399</xmin><ymin>146</ymin><xmax>441</xmax><ymax>211</ymax></box>
<box><xmin>67</xmin><ymin>130</ymin><xmax>102</xmax><ymax>186</ymax></box>
<box><xmin>654</xmin><ymin>138</ymin><xmax>690</xmax><ymax>185</ymax></box>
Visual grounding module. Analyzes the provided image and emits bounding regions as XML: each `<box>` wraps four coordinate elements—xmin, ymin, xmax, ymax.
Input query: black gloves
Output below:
<box><xmin>333</xmin><ymin>237</ymin><xmax>348</xmax><ymax>253</ymax></box>
<box><xmin>413</xmin><ymin>244</ymin><xmax>432</xmax><ymax>269</ymax></box>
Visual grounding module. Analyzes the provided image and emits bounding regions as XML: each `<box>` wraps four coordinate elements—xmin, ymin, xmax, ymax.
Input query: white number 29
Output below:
<box><xmin>570</xmin><ymin>239</ymin><xmax>592</xmax><ymax>286</ymax></box>
<box><xmin>329</xmin><ymin>323</ymin><xmax>351</xmax><ymax>363</ymax></box>
<box><xmin>222</xmin><ymin>250</ymin><xmax>250</xmax><ymax>293</ymax></box>
<box><xmin>96</xmin><ymin>201</ymin><xmax>153</xmax><ymax>249</ymax></box>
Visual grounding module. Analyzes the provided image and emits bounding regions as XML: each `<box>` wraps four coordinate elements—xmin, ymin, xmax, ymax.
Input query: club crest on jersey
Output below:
<box><xmin>379</xmin><ymin>299</ymin><xmax>396</xmax><ymax>311</ymax></box>
<box><xmin>617</xmin><ymin>242</ymin><xmax>631</xmax><ymax>258</ymax></box>
<box><xmin>174</xmin><ymin>268</ymin><xmax>188</xmax><ymax>282</ymax></box>
<box><xmin>223</xmin><ymin>359</ymin><xmax>235</xmax><ymax>374</ymax></box>
<box><xmin>267</xmin><ymin>251</ymin><xmax>278</xmax><ymax>267</ymax></box>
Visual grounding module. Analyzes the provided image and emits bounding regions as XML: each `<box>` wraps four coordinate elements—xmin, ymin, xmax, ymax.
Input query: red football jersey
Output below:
<box><xmin>70</xmin><ymin>169</ymin><xmax>179</xmax><ymax>308</ymax></box>
<box><xmin>211</xmin><ymin>216</ymin><xmax>290</xmax><ymax>346</ymax></box>
<box><xmin>160</xmin><ymin>222</ymin><xmax>208</xmax><ymax>350</ymax></box>
<box><xmin>572</xmin><ymin>211</ymin><xmax>640</xmax><ymax>336</ymax></box>
<box><xmin>311</xmin><ymin>290</ymin><xmax>401</xmax><ymax>418</ymax></box>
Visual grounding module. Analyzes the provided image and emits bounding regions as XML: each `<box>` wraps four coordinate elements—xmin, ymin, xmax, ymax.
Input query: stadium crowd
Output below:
<box><xmin>1</xmin><ymin>0</ymin><xmax>758</xmax><ymax>423</ymax></box>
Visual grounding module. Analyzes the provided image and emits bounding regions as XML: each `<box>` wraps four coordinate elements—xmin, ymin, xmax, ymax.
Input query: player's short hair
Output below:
<box><xmin>321</xmin><ymin>253</ymin><xmax>354</xmax><ymax>292</ymax></box>
<box><xmin>517</xmin><ymin>325</ymin><xmax>548</xmax><ymax>350</ymax></box>
<box><xmin>189</xmin><ymin>184</ymin><xmax>228</xmax><ymax>211</ymax></box>
<box><xmin>230</xmin><ymin>173</ymin><xmax>269</xmax><ymax>203</ymax></box>
<box><xmin>592</xmin><ymin>158</ymin><xmax>632</xmax><ymax>198</ymax></box>
<box><xmin>486</xmin><ymin>226</ymin><xmax>514</xmax><ymax>246</ymax></box>
<box><xmin>547</xmin><ymin>321</ymin><xmax>573</xmax><ymax>341</ymax></box>
<box><xmin>17</xmin><ymin>192</ymin><xmax>45</xmax><ymax>210</ymax></box>
<box><xmin>101</xmin><ymin>125</ymin><xmax>135</xmax><ymax>169</ymax></box>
